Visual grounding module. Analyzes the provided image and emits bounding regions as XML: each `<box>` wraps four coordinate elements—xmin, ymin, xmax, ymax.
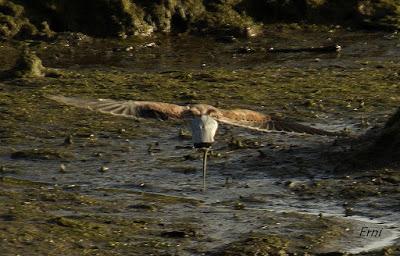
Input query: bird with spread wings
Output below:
<box><xmin>48</xmin><ymin>95</ymin><xmax>337</xmax><ymax>191</ymax></box>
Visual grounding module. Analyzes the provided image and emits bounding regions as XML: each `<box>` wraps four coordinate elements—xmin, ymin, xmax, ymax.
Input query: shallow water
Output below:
<box><xmin>1</xmin><ymin>29</ymin><xmax>400</xmax><ymax>254</ymax></box>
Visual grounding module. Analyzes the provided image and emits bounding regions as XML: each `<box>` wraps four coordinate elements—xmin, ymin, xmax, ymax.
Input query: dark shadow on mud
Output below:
<box><xmin>333</xmin><ymin>107</ymin><xmax>400</xmax><ymax>172</ymax></box>
<box><xmin>230</xmin><ymin>107</ymin><xmax>400</xmax><ymax>180</ymax></box>
<box><xmin>213</xmin><ymin>133</ymin><xmax>343</xmax><ymax>180</ymax></box>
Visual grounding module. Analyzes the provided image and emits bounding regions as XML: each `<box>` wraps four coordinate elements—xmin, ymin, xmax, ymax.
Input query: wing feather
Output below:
<box><xmin>47</xmin><ymin>95</ymin><xmax>187</xmax><ymax>120</ymax></box>
<box><xmin>216</xmin><ymin>108</ymin><xmax>336</xmax><ymax>136</ymax></box>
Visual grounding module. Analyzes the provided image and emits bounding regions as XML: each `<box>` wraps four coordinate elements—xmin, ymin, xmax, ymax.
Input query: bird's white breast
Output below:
<box><xmin>190</xmin><ymin>115</ymin><xmax>218</xmax><ymax>144</ymax></box>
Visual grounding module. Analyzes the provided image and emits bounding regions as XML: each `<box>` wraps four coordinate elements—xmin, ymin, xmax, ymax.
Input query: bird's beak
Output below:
<box><xmin>190</xmin><ymin>115</ymin><xmax>218</xmax><ymax>149</ymax></box>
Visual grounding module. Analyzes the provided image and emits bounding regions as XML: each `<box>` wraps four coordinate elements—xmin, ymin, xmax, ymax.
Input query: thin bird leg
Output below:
<box><xmin>202</xmin><ymin>148</ymin><xmax>209</xmax><ymax>192</ymax></box>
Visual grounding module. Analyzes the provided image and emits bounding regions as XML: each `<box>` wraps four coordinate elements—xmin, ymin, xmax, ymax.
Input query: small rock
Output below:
<box><xmin>239</xmin><ymin>195</ymin><xmax>266</xmax><ymax>203</ymax></box>
<box><xmin>316</xmin><ymin>252</ymin><xmax>345</xmax><ymax>256</ymax></box>
<box><xmin>161</xmin><ymin>230</ymin><xmax>193</xmax><ymax>238</ymax></box>
<box><xmin>59</xmin><ymin>164</ymin><xmax>66</xmax><ymax>173</ymax></box>
<box><xmin>216</xmin><ymin>35</ymin><xmax>237</xmax><ymax>43</ymax></box>
<box><xmin>0</xmin><ymin>213</ymin><xmax>17</xmax><ymax>221</ymax></box>
<box><xmin>233</xmin><ymin>202</ymin><xmax>245</xmax><ymax>210</ymax></box>
<box><xmin>99</xmin><ymin>166</ymin><xmax>109</xmax><ymax>173</ymax></box>
<box><xmin>63</xmin><ymin>135</ymin><xmax>73</xmax><ymax>145</ymax></box>
<box><xmin>183</xmin><ymin>154</ymin><xmax>199</xmax><ymax>161</ymax></box>
<box><xmin>128</xmin><ymin>204</ymin><xmax>158</xmax><ymax>211</ymax></box>
<box><xmin>245</xmin><ymin>26</ymin><xmax>260</xmax><ymax>37</ymax></box>
<box><xmin>236</xmin><ymin>46</ymin><xmax>255</xmax><ymax>54</ymax></box>
<box><xmin>11</xmin><ymin>148</ymin><xmax>74</xmax><ymax>160</ymax></box>
<box><xmin>10</xmin><ymin>49</ymin><xmax>46</xmax><ymax>78</ymax></box>
<box><xmin>178</xmin><ymin>128</ymin><xmax>191</xmax><ymax>140</ymax></box>
<box><xmin>224</xmin><ymin>177</ymin><xmax>233</xmax><ymax>187</ymax></box>
<box><xmin>284</xmin><ymin>180</ymin><xmax>295</xmax><ymax>188</ymax></box>
<box><xmin>143</xmin><ymin>42</ymin><xmax>157</xmax><ymax>48</ymax></box>
<box><xmin>344</xmin><ymin>207</ymin><xmax>354</xmax><ymax>217</ymax></box>
<box><xmin>257</xmin><ymin>150</ymin><xmax>267</xmax><ymax>158</ymax></box>
<box><xmin>93</xmin><ymin>152</ymin><xmax>103</xmax><ymax>157</ymax></box>
<box><xmin>147</xmin><ymin>142</ymin><xmax>161</xmax><ymax>154</ymax></box>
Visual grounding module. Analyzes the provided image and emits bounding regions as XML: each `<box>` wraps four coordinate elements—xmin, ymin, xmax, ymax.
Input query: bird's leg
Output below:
<box><xmin>190</xmin><ymin>115</ymin><xmax>218</xmax><ymax>192</ymax></box>
<box><xmin>202</xmin><ymin>148</ymin><xmax>209</xmax><ymax>192</ymax></box>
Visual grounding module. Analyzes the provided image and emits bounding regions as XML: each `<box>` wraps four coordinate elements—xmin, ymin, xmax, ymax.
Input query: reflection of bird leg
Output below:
<box><xmin>202</xmin><ymin>148</ymin><xmax>209</xmax><ymax>192</ymax></box>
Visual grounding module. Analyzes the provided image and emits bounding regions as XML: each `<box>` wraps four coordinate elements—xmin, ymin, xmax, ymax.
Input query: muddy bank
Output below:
<box><xmin>369</xmin><ymin>107</ymin><xmax>400</xmax><ymax>162</ymax></box>
<box><xmin>0</xmin><ymin>177</ymin><xmax>398</xmax><ymax>255</ymax></box>
<box><xmin>1</xmin><ymin>0</ymin><xmax>400</xmax><ymax>39</ymax></box>
<box><xmin>335</xmin><ymin>107</ymin><xmax>400</xmax><ymax>169</ymax></box>
<box><xmin>0</xmin><ymin>30</ymin><xmax>399</xmax><ymax>255</ymax></box>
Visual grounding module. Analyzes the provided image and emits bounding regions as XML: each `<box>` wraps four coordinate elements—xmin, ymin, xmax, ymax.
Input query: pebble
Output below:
<box><xmin>233</xmin><ymin>202</ymin><xmax>245</xmax><ymax>210</ymax></box>
<box><xmin>99</xmin><ymin>166</ymin><xmax>109</xmax><ymax>173</ymax></box>
<box><xmin>236</xmin><ymin>46</ymin><xmax>255</xmax><ymax>54</ymax></box>
<box><xmin>63</xmin><ymin>135</ymin><xmax>73</xmax><ymax>145</ymax></box>
<box><xmin>143</xmin><ymin>42</ymin><xmax>157</xmax><ymax>48</ymax></box>
<box><xmin>216</xmin><ymin>35</ymin><xmax>237</xmax><ymax>43</ymax></box>
<box><xmin>59</xmin><ymin>164</ymin><xmax>66</xmax><ymax>173</ymax></box>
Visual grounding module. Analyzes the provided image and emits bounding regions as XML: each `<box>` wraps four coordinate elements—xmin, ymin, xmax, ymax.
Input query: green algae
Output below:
<box><xmin>213</xmin><ymin>210</ymin><xmax>353</xmax><ymax>255</ymax></box>
<box><xmin>12</xmin><ymin>48</ymin><xmax>46</xmax><ymax>77</ymax></box>
<box><xmin>10</xmin><ymin>148</ymin><xmax>74</xmax><ymax>160</ymax></box>
<box><xmin>19</xmin><ymin>62</ymin><xmax>397</xmax><ymax>121</ymax></box>
<box><xmin>98</xmin><ymin>188</ymin><xmax>203</xmax><ymax>206</ymax></box>
<box><xmin>0</xmin><ymin>177</ymin><xmax>199</xmax><ymax>255</ymax></box>
<box><xmin>0</xmin><ymin>37</ymin><xmax>399</xmax><ymax>170</ymax></box>
<box><xmin>286</xmin><ymin>169</ymin><xmax>400</xmax><ymax>210</ymax></box>
<box><xmin>0</xmin><ymin>176</ymin><xmax>367</xmax><ymax>256</ymax></box>
<box><xmin>0</xmin><ymin>0</ymin><xmax>38</xmax><ymax>39</ymax></box>
<box><xmin>356</xmin><ymin>246</ymin><xmax>400</xmax><ymax>256</ymax></box>
<box><xmin>215</xmin><ymin>234</ymin><xmax>289</xmax><ymax>256</ymax></box>
<box><xmin>0</xmin><ymin>176</ymin><xmax>49</xmax><ymax>186</ymax></box>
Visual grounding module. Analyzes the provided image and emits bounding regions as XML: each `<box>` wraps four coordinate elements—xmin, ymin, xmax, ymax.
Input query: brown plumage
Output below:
<box><xmin>48</xmin><ymin>95</ymin><xmax>187</xmax><ymax>120</ymax></box>
<box><xmin>48</xmin><ymin>95</ymin><xmax>336</xmax><ymax>136</ymax></box>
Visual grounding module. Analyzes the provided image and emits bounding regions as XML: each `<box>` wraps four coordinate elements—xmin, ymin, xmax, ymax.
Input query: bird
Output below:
<box><xmin>47</xmin><ymin>95</ymin><xmax>338</xmax><ymax>191</ymax></box>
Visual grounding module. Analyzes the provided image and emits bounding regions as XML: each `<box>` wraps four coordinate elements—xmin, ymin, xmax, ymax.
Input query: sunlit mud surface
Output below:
<box><xmin>0</xmin><ymin>29</ymin><xmax>399</xmax><ymax>255</ymax></box>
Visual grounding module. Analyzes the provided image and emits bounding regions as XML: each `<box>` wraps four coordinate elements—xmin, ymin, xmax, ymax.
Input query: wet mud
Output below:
<box><xmin>0</xmin><ymin>29</ymin><xmax>399</xmax><ymax>255</ymax></box>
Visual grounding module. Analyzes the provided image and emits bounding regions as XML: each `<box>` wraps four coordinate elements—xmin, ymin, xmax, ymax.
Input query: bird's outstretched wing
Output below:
<box><xmin>47</xmin><ymin>95</ymin><xmax>188</xmax><ymax>120</ymax></box>
<box><xmin>216</xmin><ymin>108</ymin><xmax>336</xmax><ymax>136</ymax></box>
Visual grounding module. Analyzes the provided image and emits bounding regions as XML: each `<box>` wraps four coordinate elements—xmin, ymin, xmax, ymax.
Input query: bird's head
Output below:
<box><xmin>184</xmin><ymin>104</ymin><xmax>220</xmax><ymax>148</ymax></box>
<box><xmin>182</xmin><ymin>104</ymin><xmax>221</xmax><ymax>118</ymax></box>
